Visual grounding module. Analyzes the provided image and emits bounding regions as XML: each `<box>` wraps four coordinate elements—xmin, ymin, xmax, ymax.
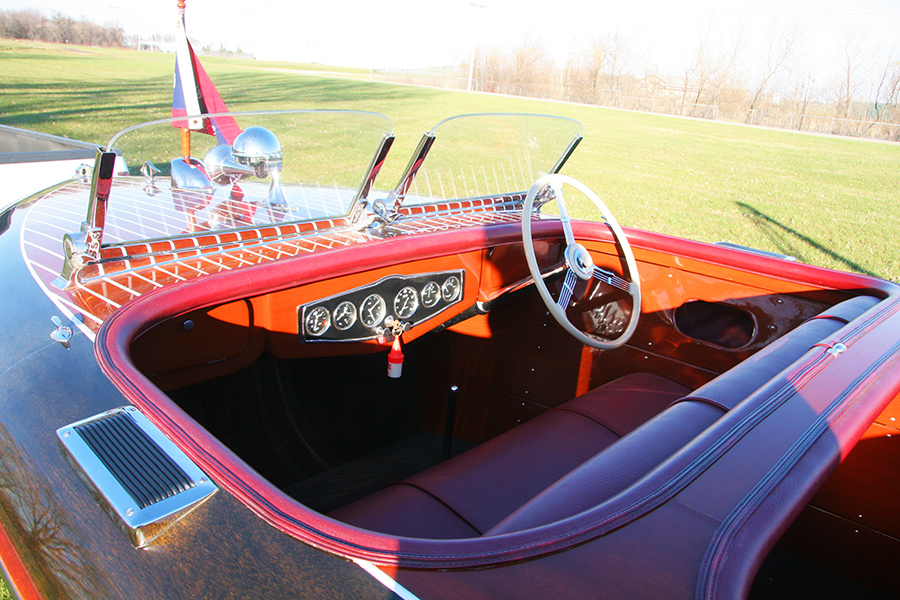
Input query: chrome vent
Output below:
<box><xmin>74</xmin><ymin>411</ymin><xmax>195</xmax><ymax>510</ymax></box>
<box><xmin>59</xmin><ymin>407</ymin><xmax>217</xmax><ymax>547</ymax></box>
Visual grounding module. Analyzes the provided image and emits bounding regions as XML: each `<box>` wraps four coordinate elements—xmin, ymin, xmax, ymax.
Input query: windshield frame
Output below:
<box><xmin>95</xmin><ymin>109</ymin><xmax>395</xmax><ymax>250</ymax></box>
<box><xmin>387</xmin><ymin>112</ymin><xmax>583</xmax><ymax>212</ymax></box>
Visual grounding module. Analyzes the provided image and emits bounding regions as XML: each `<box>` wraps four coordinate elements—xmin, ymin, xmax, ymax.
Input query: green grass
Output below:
<box><xmin>2</xmin><ymin>40</ymin><xmax>899</xmax><ymax>281</ymax></box>
<box><xmin>0</xmin><ymin>39</ymin><xmax>897</xmax><ymax>598</ymax></box>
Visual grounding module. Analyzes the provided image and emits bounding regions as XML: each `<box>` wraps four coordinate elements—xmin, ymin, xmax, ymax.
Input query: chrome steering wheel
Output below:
<box><xmin>522</xmin><ymin>174</ymin><xmax>641</xmax><ymax>350</ymax></box>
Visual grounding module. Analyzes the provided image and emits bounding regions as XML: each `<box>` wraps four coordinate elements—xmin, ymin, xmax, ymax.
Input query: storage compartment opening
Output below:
<box><xmin>674</xmin><ymin>299</ymin><xmax>756</xmax><ymax>348</ymax></box>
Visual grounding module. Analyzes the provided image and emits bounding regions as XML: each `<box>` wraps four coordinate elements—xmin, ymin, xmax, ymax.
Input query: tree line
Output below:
<box><xmin>0</xmin><ymin>8</ymin><xmax>125</xmax><ymax>48</ymax></box>
<box><xmin>459</xmin><ymin>24</ymin><xmax>900</xmax><ymax>141</ymax></box>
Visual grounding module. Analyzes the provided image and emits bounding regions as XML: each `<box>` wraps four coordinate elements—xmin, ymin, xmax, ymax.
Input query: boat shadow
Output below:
<box><xmin>735</xmin><ymin>201</ymin><xmax>879</xmax><ymax>278</ymax></box>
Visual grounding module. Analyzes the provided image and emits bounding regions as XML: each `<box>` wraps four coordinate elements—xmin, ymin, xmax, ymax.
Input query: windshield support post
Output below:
<box><xmin>52</xmin><ymin>149</ymin><xmax>116</xmax><ymax>289</ymax></box>
<box><xmin>549</xmin><ymin>135</ymin><xmax>583</xmax><ymax>175</ymax></box>
<box><xmin>351</xmin><ymin>133</ymin><xmax>395</xmax><ymax>225</ymax></box>
<box><xmin>389</xmin><ymin>132</ymin><xmax>436</xmax><ymax>213</ymax></box>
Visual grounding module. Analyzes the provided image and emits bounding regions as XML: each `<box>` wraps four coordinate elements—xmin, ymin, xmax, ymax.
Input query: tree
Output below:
<box><xmin>833</xmin><ymin>27</ymin><xmax>874</xmax><ymax>123</ymax></box>
<box><xmin>682</xmin><ymin>18</ymin><xmax>715</xmax><ymax>110</ymax></box>
<box><xmin>565</xmin><ymin>31</ymin><xmax>635</xmax><ymax>105</ymax></box>
<box><xmin>747</xmin><ymin>21</ymin><xmax>800</xmax><ymax>122</ymax></box>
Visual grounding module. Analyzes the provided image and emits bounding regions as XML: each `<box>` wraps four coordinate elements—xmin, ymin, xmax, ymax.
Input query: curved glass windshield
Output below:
<box><xmin>402</xmin><ymin>113</ymin><xmax>582</xmax><ymax>205</ymax></box>
<box><xmin>102</xmin><ymin>110</ymin><xmax>393</xmax><ymax>243</ymax></box>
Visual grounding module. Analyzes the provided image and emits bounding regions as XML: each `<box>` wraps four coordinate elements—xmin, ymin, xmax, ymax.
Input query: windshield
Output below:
<box><xmin>400</xmin><ymin>113</ymin><xmax>582</xmax><ymax>205</ymax></box>
<box><xmin>102</xmin><ymin>110</ymin><xmax>393</xmax><ymax>244</ymax></box>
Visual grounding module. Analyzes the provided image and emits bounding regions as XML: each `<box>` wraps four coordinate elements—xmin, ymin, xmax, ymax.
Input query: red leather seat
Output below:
<box><xmin>331</xmin><ymin>373</ymin><xmax>690</xmax><ymax>538</ymax></box>
<box><xmin>332</xmin><ymin>296</ymin><xmax>879</xmax><ymax>539</ymax></box>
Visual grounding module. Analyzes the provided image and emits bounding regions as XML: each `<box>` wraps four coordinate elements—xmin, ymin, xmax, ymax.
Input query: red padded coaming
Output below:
<box><xmin>489</xmin><ymin>297</ymin><xmax>880</xmax><ymax>535</ymax></box>
<box><xmin>487</xmin><ymin>401</ymin><xmax>725</xmax><ymax>535</ymax></box>
<box><xmin>682</xmin><ymin>295</ymin><xmax>881</xmax><ymax>412</ymax></box>
<box><xmin>336</xmin><ymin>297</ymin><xmax>881</xmax><ymax>540</ymax></box>
<box><xmin>332</xmin><ymin>373</ymin><xmax>689</xmax><ymax>537</ymax></box>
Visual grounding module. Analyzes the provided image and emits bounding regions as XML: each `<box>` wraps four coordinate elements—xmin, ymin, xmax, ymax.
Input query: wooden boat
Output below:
<box><xmin>1</xmin><ymin>8</ymin><xmax>898</xmax><ymax>599</ymax></box>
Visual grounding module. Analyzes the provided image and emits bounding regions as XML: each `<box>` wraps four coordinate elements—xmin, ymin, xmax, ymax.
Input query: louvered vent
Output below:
<box><xmin>75</xmin><ymin>411</ymin><xmax>195</xmax><ymax>510</ymax></box>
<box><xmin>59</xmin><ymin>406</ymin><xmax>217</xmax><ymax>547</ymax></box>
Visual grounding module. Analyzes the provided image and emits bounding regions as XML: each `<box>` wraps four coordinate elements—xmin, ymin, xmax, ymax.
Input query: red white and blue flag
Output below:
<box><xmin>172</xmin><ymin>12</ymin><xmax>241</xmax><ymax>145</ymax></box>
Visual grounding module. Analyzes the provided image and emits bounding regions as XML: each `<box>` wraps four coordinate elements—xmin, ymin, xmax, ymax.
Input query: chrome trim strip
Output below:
<box><xmin>57</xmin><ymin>406</ymin><xmax>217</xmax><ymax>548</ymax></box>
<box><xmin>714</xmin><ymin>241</ymin><xmax>797</xmax><ymax>262</ymax></box>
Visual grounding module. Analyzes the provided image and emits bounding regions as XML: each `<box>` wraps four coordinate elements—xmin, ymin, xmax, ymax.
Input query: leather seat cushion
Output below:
<box><xmin>331</xmin><ymin>373</ymin><xmax>691</xmax><ymax>537</ymax></box>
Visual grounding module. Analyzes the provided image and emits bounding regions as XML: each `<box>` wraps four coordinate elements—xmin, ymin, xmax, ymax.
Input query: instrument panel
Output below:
<box><xmin>298</xmin><ymin>270</ymin><xmax>465</xmax><ymax>342</ymax></box>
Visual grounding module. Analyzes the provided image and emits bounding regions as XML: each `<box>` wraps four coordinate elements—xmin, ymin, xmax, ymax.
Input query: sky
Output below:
<box><xmin>7</xmin><ymin>0</ymin><xmax>900</xmax><ymax>86</ymax></box>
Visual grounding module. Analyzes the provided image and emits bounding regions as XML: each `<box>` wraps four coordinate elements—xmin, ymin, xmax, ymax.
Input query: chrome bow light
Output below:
<box><xmin>231</xmin><ymin>126</ymin><xmax>283</xmax><ymax>179</ymax></box>
<box><xmin>231</xmin><ymin>126</ymin><xmax>286</xmax><ymax>207</ymax></box>
<box><xmin>204</xmin><ymin>144</ymin><xmax>254</xmax><ymax>186</ymax></box>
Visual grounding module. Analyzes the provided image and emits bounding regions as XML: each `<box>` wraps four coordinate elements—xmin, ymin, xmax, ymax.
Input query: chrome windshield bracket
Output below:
<box><xmin>365</xmin><ymin>198</ymin><xmax>402</xmax><ymax>237</ymax></box>
<box><xmin>52</xmin><ymin>149</ymin><xmax>117</xmax><ymax>289</ymax></box>
<box><xmin>389</xmin><ymin>131</ymin><xmax>435</xmax><ymax>213</ymax></box>
<box><xmin>351</xmin><ymin>133</ymin><xmax>395</xmax><ymax>226</ymax></box>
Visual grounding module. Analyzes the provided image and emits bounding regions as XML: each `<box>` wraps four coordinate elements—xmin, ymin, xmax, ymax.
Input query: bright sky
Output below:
<box><xmin>8</xmin><ymin>0</ymin><xmax>900</xmax><ymax>85</ymax></box>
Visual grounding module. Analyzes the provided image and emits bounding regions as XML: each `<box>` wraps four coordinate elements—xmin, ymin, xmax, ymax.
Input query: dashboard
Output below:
<box><xmin>298</xmin><ymin>270</ymin><xmax>465</xmax><ymax>342</ymax></box>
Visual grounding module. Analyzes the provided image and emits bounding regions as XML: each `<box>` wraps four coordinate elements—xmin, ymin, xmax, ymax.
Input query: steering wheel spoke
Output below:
<box><xmin>592</xmin><ymin>266</ymin><xmax>631</xmax><ymax>294</ymax></box>
<box><xmin>522</xmin><ymin>174</ymin><xmax>641</xmax><ymax>350</ymax></box>
<box><xmin>549</xmin><ymin>181</ymin><xmax>577</xmax><ymax>248</ymax></box>
<box><xmin>556</xmin><ymin>268</ymin><xmax>578</xmax><ymax>310</ymax></box>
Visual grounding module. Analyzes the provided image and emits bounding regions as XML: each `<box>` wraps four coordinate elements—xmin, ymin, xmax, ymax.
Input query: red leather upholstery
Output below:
<box><xmin>332</xmin><ymin>373</ymin><xmax>690</xmax><ymax>538</ymax></box>
<box><xmin>332</xmin><ymin>296</ymin><xmax>880</xmax><ymax>539</ymax></box>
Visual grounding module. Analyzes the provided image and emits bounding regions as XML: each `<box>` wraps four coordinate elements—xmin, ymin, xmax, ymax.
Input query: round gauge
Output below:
<box><xmin>333</xmin><ymin>300</ymin><xmax>357</xmax><ymax>331</ymax></box>
<box><xmin>394</xmin><ymin>286</ymin><xmax>419</xmax><ymax>319</ymax></box>
<box><xmin>305</xmin><ymin>306</ymin><xmax>331</xmax><ymax>337</ymax></box>
<box><xmin>421</xmin><ymin>281</ymin><xmax>441</xmax><ymax>308</ymax></box>
<box><xmin>360</xmin><ymin>294</ymin><xmax>386</xmax><ymax>328</ymax></box>
<box><xmin>441</xmin><ymin>275</ymin><xmax>461</xmax><ymax>302</ymax></box>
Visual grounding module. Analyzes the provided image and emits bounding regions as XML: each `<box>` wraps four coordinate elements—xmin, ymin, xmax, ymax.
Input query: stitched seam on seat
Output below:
<box><xmin>667</xmin><ymin>395</ymin><xmax>730</xmax><ymax>412</ymax></box>
<box><xmin>549</xmin><ymin>406</ymin><xmax>624</xmax><ymax>438</ymax></box>
<box><xmin>391</xmin><ymin>482</ymin><xmax>485</xmax><ymax>535</ymax></box>
<box><xmin>808</xmin><ymin>314</ymin><xmax>850</xmax><ymax>324</ymax></box>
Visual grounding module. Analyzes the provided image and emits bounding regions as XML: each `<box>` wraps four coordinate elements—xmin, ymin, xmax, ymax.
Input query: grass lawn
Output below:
<box><xmin>0</xmin><ymin>39</ymin><xmax>898</xmax><ymax>599</ymax></box>
<box><xmin>2</xmin><ymin>40</ymin><xmax>899</xmax><ymax>281</ymax></box>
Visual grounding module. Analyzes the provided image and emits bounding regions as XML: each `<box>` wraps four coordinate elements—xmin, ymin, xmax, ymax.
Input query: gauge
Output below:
<box><xmin>360</xmin><ymin>294</ymin><xmax>386</xmax><ymax>328</ymax></box>
<box><xmin>421</xmin><ymin>281</ymin><xmax>441</xmax><ymax>308</ymax></box>
<box><xmin>441</xmin><ymin>275</ymin><xmax>461</xmax><ymax>302</ymax></box>
<box><xmin>304</xmin><ymin>306</ymin><xmax>331</xmax><ymax>337</ymax></box>
<box><xmin>333</xmin><ymin>300</ymin><xmax>357</xmax><ymax>331</ymax></box>
<box><xmin>394</xmin><ymin>286</ymin><xmax>419</xmax><ymax>319</ymax></box>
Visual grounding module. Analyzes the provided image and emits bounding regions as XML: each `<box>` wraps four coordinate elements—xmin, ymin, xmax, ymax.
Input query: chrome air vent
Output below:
<box><xmin>58</xmin><ymin>406</ymin><xmax>217</xmax><ymax>548</ymax></box>
<box><xmin>74</xmin><ymin>411</ymin><xmax>195</xmax><ymax>509</ymax></box>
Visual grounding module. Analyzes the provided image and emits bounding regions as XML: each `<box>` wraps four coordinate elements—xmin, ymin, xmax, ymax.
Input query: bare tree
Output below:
<box><xmin>832</xmin><ymin>27</ymin><xmax>877</xmax><ymax>124</ymax></box>
<box><xmin>565</xmin><ymin>31</ymin><xmax>634</xmax><ymax>105</ymax></box>
<box><xmin>711</xmin><ymin>26</ymin><xmax>747</xmax><ymax>106</ymax></box>
<box><xmin>0</xmin><ymin>8</ymin><xmax>125</xmax><ymax>47</ymax></box>
<box><xmin>746</xmin><ymin>21</ymin><xmax>801</xmax><ymax>122</ymax></box>
<box><xmin>682</xmin><ymin>18</ymin><xmax>715</xmax><ymax>110</ymax></box>
<box><xmin>505</xmin><ymin>36</ymin><xmax>554</xmax><ymax>97</ymax></box>
<box><xmin>50</xmin><ymin>10</ymin><xmax>74</xmax><ymax>44</ymax></box>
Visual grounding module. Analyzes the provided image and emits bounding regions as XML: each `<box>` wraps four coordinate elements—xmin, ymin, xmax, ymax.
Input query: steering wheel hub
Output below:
<box><xmin>565</xmin><ymin>243</ymin><xmax>595</xmax><ymax>280</ymax></box>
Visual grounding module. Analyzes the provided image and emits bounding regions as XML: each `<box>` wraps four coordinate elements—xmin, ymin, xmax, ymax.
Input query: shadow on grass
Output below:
<box><xmin>736</xmin><ymin>201</ymin><xmax>878</xmax><ymax>278</ymax></box>
<box><xmin>210</xmin><ymin>71</ymin><xmax>441</xmax><ymax>106</ymax></box>
<box><xmin>0</xmin><ymin>73</ymin><xmax>439</xmax><ymax>131</ymax></box>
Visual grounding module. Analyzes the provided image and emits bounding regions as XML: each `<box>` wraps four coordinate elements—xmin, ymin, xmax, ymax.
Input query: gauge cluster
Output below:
<box><xmin>299</xmin><ymin>270</ymin><xmax>465</xmax><ymax>342</ymax></box>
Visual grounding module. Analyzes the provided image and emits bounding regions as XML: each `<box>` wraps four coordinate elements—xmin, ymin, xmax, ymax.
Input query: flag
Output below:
<box><xmin>172</xmin><ymin>13</ymin><xmax>241</xmax><ymax>145</ymax></box>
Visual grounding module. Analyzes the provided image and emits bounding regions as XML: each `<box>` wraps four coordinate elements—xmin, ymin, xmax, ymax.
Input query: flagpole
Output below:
<box><xmin>178</xmin><ymin>0</ymin><xmax>191</xmax><ymax>160</ymax></box>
